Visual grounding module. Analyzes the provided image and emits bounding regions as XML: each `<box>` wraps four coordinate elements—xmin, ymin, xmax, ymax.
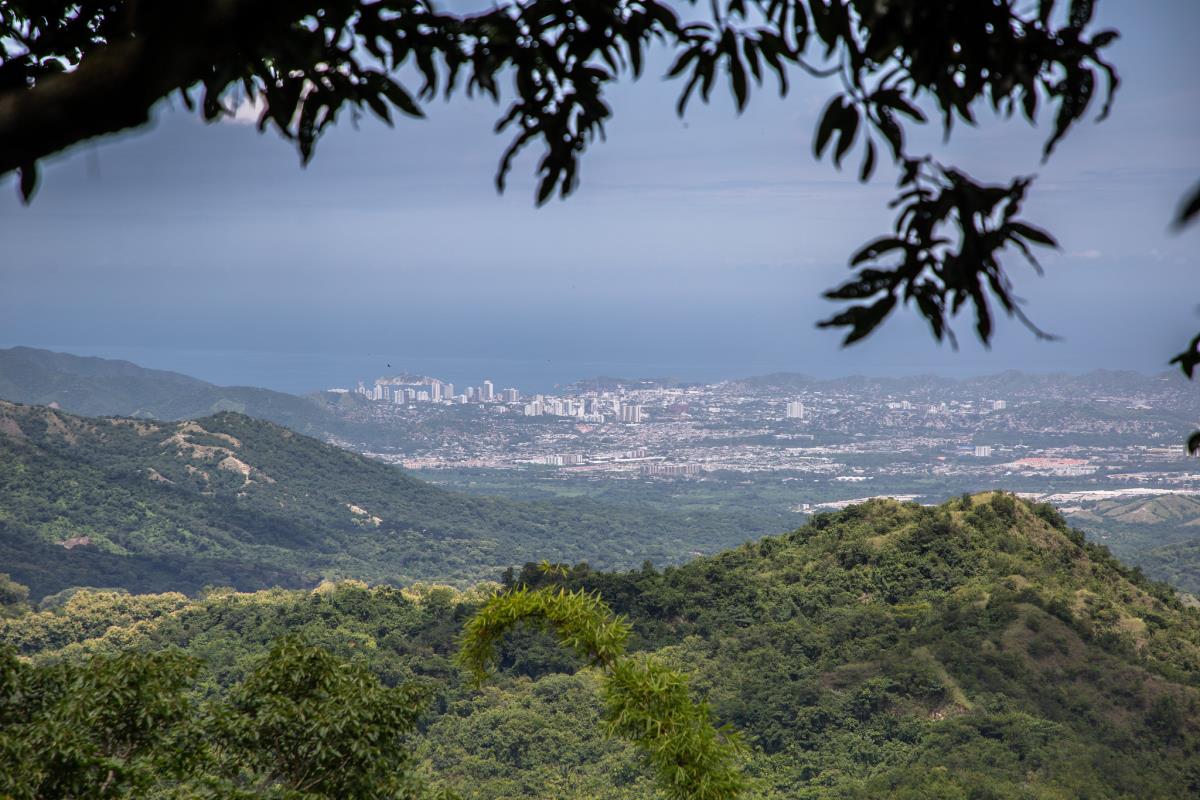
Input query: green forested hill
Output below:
<box><xmin>1137</xmin><ymin>537</ymin><xmax>1200</xmax><ymax>595</ymax></box>
<box><xmin>0</xmin><ymin>346</ymin><xmax>335</xmax><ymax>433</ymax></box>
<box><xmin>0</xmin><ymin>401</ymin><xmax>752</xmax><ymax>599</ymax></box>
<box><xmin>1061</xmin><ymin>495</ymin><xmax>1200</xmax><ymax>593</ymax></box>
<box><xmin>6</xmin><ymin>494</ymin><xmax>1199</xmax><ymax>797</ymax></box>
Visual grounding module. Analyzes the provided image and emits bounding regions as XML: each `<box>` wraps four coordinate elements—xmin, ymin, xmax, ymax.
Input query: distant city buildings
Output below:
<box><xmin>336</xmin><ymin>371</ymin><xmax>1194</xmax><ymax>497</ymax></box>
<box><xmin>641</xmin><ymin>464</ymin><xmax>700</xmax><ymax>477</ymax></box>
<box><xmin>539</xmin><ymin>453</ymin><xmax>583</xmax><ymax>466</ymax></box>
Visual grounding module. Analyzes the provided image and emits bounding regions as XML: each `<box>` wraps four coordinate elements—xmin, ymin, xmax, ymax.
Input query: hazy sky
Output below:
<box><xmin>2</xmin><ymin>1</ymin><xmax>1198</xmax><ymax>392</ymax></box>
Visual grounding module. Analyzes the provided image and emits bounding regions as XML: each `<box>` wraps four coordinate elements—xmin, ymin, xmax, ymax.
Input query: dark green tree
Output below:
<box><xmin>215</xmin><ymin>635</ymin><xmax>444</xmax><ymax>799</ymax></box>
<box><xmin>0</xmin><ymin>639</ymin><xmax>451</xmax><ymax>799</ymax></box>
<box><xmin>0</xmin><ymin>647</ymin><xmax>201</xmax><ymax>798</ymax></box>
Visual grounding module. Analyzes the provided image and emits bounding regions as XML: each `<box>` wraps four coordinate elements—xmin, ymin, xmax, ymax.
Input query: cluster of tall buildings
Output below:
<box><xmin>353</xmin><ymin>375</ymin><xmax>649</xmax><ymax>424</ymax></box>
<box><xmin>538</xmin><ymin>453</ymin><xmax>585</xmax><ymax>466</ymax></box>
<box><xmin>522</xmin><ymin>396</ymin><xmax>645</xmax><ymax>423</ymax></box>
<box><xmin>355</xmin><ymin>377</ymin><xmax>516</xmax><ymax>406</ymax></box>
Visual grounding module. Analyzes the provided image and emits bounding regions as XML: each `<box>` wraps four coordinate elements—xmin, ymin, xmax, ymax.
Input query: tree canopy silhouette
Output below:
<box><xmin>1</xmin><ymin>1</ymin><xmax>1196</xmax><ymax>421</ymax></box>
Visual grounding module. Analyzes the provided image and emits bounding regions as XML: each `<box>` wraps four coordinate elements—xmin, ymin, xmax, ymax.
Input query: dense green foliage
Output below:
<box><xmin>0</xmin><ymin>636</ymin><xmax>448</xmax><ymax>798</ymax></box>
<box><xmin>5</xmin><ymin>495</ymin><xmax>1199</xmax><ymax>797</ymax></box>
<box><xmin>0</xmin><ymin>400</ymin><xmax>761</xmax><ymax>600</ymax></box>
<box><xmin>460</xmin><ymin>583</ymin><xmax>746</xmax><ymax>800</ymax></box>
<box><xmin>1138</xmin><ymin>537</ymin><xmax>1200</xmax><ymax>595</ymax></box>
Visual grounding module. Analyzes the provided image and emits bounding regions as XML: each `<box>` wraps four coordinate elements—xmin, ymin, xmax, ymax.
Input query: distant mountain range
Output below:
<box><xmin>4</xmin><ymin>346</ymin><xmax>1191</xmax><ymax>425</ymax></box>
<box><xmin>731</xmin><ymin>368</ymin><xmax>1188</xmax><ymax>396</ymax></box>
<box><xmin>0</xmin><ymin>400</ymin><xmax>753</xmax><ymax>599</ymax></box>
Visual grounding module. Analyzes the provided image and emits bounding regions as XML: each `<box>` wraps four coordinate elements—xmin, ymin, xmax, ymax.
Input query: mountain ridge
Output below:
<box><xmin>0</xmin><ymin>400</ymin><xmax>762</xmax><ymax>599</ymax></box>
<box><xmin>0</xmin><ymin>345</ymin><xmax>335</xmax><ymax>433</ymax></box>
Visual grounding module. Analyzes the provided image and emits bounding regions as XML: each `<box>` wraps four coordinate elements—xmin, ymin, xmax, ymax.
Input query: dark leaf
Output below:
<box><xmin>1169</xmin><ymin>333</ymin><xmax>1200</xmax><ymax>379</ymax></box>
<box><xmin>859</xmin><ymin>138</ymin><xmax>876</xmax><ymax>182</ymax></box>
<box><xmin>814</xmin><ymin>96</ymin><xmax>843</xmax><ymax>159</ymax></box>
<box><xmin>876</xmin><ymin>110</ymin><xmax>904</xmax><ymax>160</ymax></box>
<box><xmin>742</xmin><ymin>38</ymin><xmax>762</xmax><ymax>84</ymax></box>
<box><xmin>1008</xmin><ymin>222</ymin><xmax>1059</xmax><ymax>248</ymax></box>
<box><xmin>833</xmin><ymin>104</ymin><xmax>860</xmax><ymax>168</ymax></box>
<box><xmin>666</xmin><ymin>46</ymin><xmax>701</xmax><ymax>78</ymax></box>
<box><xmin>1174</xmin><ymin>181</ymin><xmax>1200</xmax><ymax>229</ymax></box>
<box><xmin>850</xmin><ymin>237</ymin><xmax>905</xmax><ymax>266</ymax></box>
<box><xmin>382</xmin><ymin>82</ymin><xmax>423</xmax><ymax>118</ymax></box>
<box><xmin>17</xmin><ymin>163</ymin><xmax>37</xmax><ymax>202</ymax></box>
<box><xmin>846</xmin><ymin>294</ymin><xmax>898</xmax><ymax>345</ymax></box>
<box><xmin>874</xmin><ymin>89</ymin><xmax>926</xmax><ymax>123</ymax></box>
<box><xmin>728</xmin><ymin>46</ymin><xmax>749</xmax><ymax>111</ymax></box>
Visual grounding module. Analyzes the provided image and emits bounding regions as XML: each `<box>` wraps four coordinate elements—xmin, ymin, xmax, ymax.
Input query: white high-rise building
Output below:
<box><xmin>430</xmin><ymin>381</ymin><xmax>442</xmax><ymax>402</ymax></box>
<box><xmin>785</xmin><ymin>401</ymin><xmax>805</xmax><ymax>419</ymax></box>
<box><xmin>372</xmin><ymin>384</ymin><xmax>384</xmax><ymax>401</ymax></box>
<box><xmin>620</xmin><ymin>405</ymin><xmax>644</xmax><ymax>423</ymax></box>
<box><xmin>974</xmin><ymin>445</ymin><xmax>994</xmax><ymax>457</ymax></box>
<box><xmin>992</xmin><ymin>400</ymin><xmax>1007</xmax><ymax>411</ymax></box>
<box><xmin>443</xmin><ymin>383</ymin><xmax>454</xmax><ymax>400</ymax></box>
<box><xmin>482</xmin><ymin>380</ymin><xmax>494</xmax><ymax>401</ymax></box>
<box><xmin>503</xmin><ymin>388</ymin><xmax>520</xmax><ymax>403</ymax></box>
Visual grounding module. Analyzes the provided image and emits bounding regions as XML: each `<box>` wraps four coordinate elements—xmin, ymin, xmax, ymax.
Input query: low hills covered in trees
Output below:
<box><xmin>4</xmin><ymin>495</ymin><xmax>1198</xmax><ymax>797</ymax></box>
<box><xmin>0</xmin><ymin>400</ymin><xmax>763</xmax><ymax>599</ymax></box>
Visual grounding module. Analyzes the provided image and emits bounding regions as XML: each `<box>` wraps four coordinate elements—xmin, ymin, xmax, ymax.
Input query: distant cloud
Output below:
<box><xmin>1070</xmin><ymin>249</ymin><xmax>1103</xmax><ymax>259</ymax></box>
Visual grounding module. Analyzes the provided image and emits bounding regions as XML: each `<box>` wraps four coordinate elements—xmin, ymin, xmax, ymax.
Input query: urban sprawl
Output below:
<box><xmin>327</xmin><ymin>373</ymin><xmax>1200</xmax><ymax>511</ymax></box>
